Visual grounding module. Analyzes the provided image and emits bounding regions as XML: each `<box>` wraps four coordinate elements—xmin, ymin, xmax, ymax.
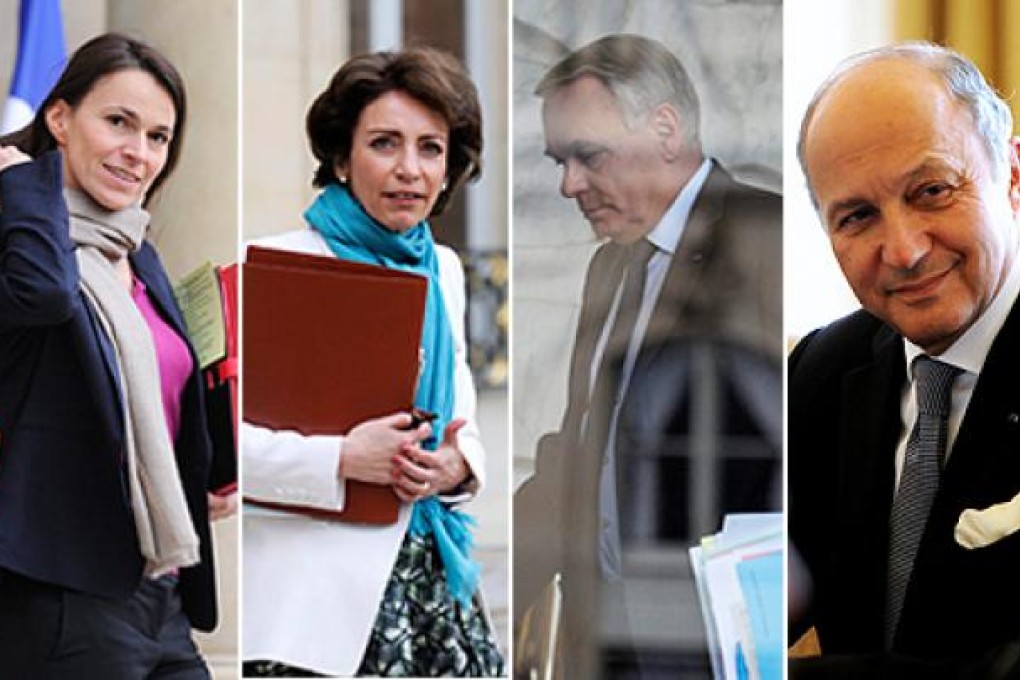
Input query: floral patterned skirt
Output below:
<box><xmin>243</xmin><ymin>531</ymin><xmax>505</xmax><ymax>678</ymax></box>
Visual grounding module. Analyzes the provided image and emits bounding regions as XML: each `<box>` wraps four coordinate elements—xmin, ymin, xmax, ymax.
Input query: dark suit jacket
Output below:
<box><xmin>0</xmin><ymin>151</ymin><xmax>232</xmax><ymax>632</ymax></box>
<box><xmin>513</xmin><ymin>162</ymin><xmax>782</xmax><ymax>674</ymax></box>
<box><xmin>789</xmin><ymin>298</ymin><xmax>1020</xmax><ymax>677</ymax></box>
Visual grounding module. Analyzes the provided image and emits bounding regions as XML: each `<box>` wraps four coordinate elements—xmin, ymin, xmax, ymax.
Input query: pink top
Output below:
<box><xmin>131</xmin><ymin>278</ymin><xmax>193</xmax><ymax>442</ymax></box>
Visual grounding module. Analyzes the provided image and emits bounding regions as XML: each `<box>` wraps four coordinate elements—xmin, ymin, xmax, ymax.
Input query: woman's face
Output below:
<box><xmin>338</xmin><ymin>89</ymin><xmax>449</xmax><ymax>232</ymax></box>
<box><xmin>45</xmin><ymin>68</ymin><xmax>176</xmax><ymax>211</ymax></box>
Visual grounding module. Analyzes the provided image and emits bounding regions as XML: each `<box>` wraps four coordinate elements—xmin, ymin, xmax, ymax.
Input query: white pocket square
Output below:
<box><xmin>955</xmin><ymin>490</ymin><xmax>1020</xmax><ymax>549</ymax></box>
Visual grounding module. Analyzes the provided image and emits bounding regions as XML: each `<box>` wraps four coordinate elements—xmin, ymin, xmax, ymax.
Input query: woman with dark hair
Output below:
<box><xmin>0</xmin><ymin>33</ymin><xmax>235</xmax><ymax>678</ymax></box>
<box><xmin>242</xmin><ymin>48</ymin><xmax>504</xmax><ymax>677</ymax></box>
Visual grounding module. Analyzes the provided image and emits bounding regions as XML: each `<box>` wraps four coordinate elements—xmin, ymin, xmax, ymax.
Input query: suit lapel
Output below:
<box><xmin>840</xmin><ymin>327</ymin><xmax>904</xmax><ymax>530</ymax></box>
<box><xmin>837</xmin><ymin>325</ymin><xmax>904</xmax><ymax>643</ymax></box>
<box><xmin>130</xmin><ymin>245</ymin><xmax>190</xmax><ymax>342</ymax></box>
<box><xmin>633</xmin><ymin>163</ymin><xmax>728</xmax><ymax>373</ymax></box>
<box><xmin>942</xmin><ymin>294</ymin><xmax>1020</xmax><ymax>501</ymax></box>
<box><xmin>561</xmin><ymin>244</ymin><xmax>626</xmax><ymax>439</ymax></box>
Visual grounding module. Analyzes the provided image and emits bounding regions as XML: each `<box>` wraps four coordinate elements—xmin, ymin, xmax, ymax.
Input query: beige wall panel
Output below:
<box><xmin>242</xmin><ymin>0</ymin><xmax>346</xmax><ymax>240</ymax></box>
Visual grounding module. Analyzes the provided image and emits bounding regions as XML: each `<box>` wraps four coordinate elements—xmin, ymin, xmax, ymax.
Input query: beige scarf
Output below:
<box><xmin>65</xmin><ymin>188</ymin><xmax>199</xmax><ymax>577</ymax></box>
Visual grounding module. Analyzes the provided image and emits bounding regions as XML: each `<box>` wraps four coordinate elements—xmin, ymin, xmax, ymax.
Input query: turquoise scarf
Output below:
<box><xmin>304</xmin><ymin>183</ymin><xmax>480</xmax><ymax>607</ymax></box>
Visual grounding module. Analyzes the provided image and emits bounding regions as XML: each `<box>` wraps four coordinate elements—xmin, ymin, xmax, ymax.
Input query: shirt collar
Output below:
<box><xmin>904</xmin><ymin>249</ymin><xmax>1020</xmax><ymax>376</ymax></box>
<box><xmin>646</xmin><ymin>157</ymin><xmax>713</xmax><ymax>255</ymax></box>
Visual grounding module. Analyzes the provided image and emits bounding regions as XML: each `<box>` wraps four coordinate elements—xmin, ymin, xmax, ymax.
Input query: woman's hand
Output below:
<box><xmin>340</xmin><ymin>412</ymin><xmax>432</xmax><ymax>485</ymax></box>
<box><xmin>208</xmin><ymin>492</ymin><xmax>238</xmax><ymax>521</ymax></box>
<box><xmin>0</xmin><ymin>145</ymin><xmax>30</xmax><ymax>173</ymax></box>
<box><xmin>392</xmin><ymin>419</ymin><xmax>471</xmax><ymax>503</ymax></box>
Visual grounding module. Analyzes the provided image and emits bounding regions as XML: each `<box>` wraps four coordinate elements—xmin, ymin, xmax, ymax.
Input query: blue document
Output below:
<box><xmin>736</xmin><ymin>550</ymin><xmax>782</xmax><ymax>680</ymax></box>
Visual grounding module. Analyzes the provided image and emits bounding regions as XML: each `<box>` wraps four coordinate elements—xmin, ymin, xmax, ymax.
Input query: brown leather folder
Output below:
<box><xmin>242</xmin><ymin>245</ymin><xmax>427</xmax><ymax>524</ymax></box>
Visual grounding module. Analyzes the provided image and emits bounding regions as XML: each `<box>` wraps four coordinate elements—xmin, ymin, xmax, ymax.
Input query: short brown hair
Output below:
<box><xmin>0</xmin><ymin>32</ymin><xmax>187</xmax><ymax>207</ymax></box>
<box><xmin>306</xmin><ymin>47</ymin><xmax>482</xmax><ymax>216</ymax></box>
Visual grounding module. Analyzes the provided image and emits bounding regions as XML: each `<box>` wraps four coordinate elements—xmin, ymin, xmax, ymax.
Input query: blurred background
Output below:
<box><xmin>241</xmin><ymin>0</ymin><xmax>510</xmax><ymax>662</ymax></box>
<box><xmin>0</xmin><ymin>0</ymin><xmax>239</xmax><ymax>676</ymax></box>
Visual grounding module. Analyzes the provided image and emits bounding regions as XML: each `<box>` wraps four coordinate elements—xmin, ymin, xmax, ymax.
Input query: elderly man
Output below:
<box><xmin>790</xmin><ymin>42</ymin><xmax>1020</xmax><ymax>678</ymax></box>
<box><xmin>514</xmin><ymin>33</ymin><xmax>781</xmax><ymax>675</ymax></box>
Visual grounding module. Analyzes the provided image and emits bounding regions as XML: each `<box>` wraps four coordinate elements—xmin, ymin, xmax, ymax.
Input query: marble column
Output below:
<box><xmin>242</xmin><ymin>1</ymin><xmax>347</xmax><ymax>242</ymax></box>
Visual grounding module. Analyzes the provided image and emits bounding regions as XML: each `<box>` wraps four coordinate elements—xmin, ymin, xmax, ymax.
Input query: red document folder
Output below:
<box><xmin>206</xmin><ymin>263</ymin><xmax>238</xmax><ymax>493</ymax></box>
<box><xmin>242</xmin><ymin>246</ymin><xmax>428</xmax><ymax>524</ymax></box>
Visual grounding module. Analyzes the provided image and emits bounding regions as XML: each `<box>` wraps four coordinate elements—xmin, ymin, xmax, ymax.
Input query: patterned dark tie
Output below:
<box><xmin>885</xmin><ymin>356</ymin><xmax>960</xmax><ymax>648</ymax></box>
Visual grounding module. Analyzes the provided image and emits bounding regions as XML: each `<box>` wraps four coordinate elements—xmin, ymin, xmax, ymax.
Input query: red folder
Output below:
<box><xmin>242</xmin><ymin>245</ymin><xmax>428</xmax><ymax>524</ymax></box>
<box><xmin>206</xmin><ymin>263</ymin><xmax>238</xmax><ymax>493</ymax></box>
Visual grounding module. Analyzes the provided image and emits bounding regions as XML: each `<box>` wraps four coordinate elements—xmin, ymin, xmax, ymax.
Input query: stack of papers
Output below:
<box><xmin>690</xmin><ymin>513</ymin><xmax>782</xmax><ymax>680</ymax></box>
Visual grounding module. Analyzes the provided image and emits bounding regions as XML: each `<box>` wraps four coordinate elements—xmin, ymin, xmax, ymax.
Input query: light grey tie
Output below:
<box><xmin>885</xmin><ymin>356</ymin><xmax>960</xmax><ymax>647</ymax></box>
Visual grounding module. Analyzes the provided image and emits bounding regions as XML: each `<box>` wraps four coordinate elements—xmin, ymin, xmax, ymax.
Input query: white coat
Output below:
<box><xmin>241</xmin><ymin>228</ymin><xmax>486</xmax><ymax>675</ymax></box>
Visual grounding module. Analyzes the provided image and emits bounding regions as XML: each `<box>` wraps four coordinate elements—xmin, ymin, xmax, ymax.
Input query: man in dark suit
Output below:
<box><xmin>790</xmin><ymin>43</ymin><xmax>1020</xmax><ymax>678</ymax></box>
<box><xmin>513</xmin><ymin>34</ymin><xmax>781</xmax><ymax>676</ymax></box>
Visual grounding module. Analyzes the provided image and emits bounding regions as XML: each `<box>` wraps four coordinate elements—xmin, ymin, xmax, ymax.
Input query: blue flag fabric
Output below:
<box><xmin>2</xmin><ymin>0</ymin><xmax>66</xmax><ymax>133</ymax></box>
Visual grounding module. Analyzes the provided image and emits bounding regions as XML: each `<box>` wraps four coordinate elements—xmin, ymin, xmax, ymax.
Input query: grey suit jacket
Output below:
<box><xmin>514</xmin><ymin>162</ymin><xmax>782</xmax><ymax>675</ymax></box>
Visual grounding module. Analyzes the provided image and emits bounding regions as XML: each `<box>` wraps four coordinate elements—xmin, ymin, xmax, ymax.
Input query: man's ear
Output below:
<box><xmin>652</xmin><ymin>103</ymin><xmax>684</xmax><ymax>162</ymax></box>
<box><xmin>1008</xmin><ymin>136</ymin><xmax>1020</xmax><ymax>215</ymax></box>
<box><xmin>44</xmin><ymin>100</ymin><xmax>71</xmax><ymax>145</ymax></box>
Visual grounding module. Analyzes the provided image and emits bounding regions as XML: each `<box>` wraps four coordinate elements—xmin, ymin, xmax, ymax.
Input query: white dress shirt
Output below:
<box><xmin>896</xmin><ymin>250</ymin><xmax>1020</xmax><ymax>489</ymax></box>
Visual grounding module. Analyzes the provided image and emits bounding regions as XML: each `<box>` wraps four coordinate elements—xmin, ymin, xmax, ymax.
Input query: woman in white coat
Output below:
<box><xmin>241</xmin><ymin>48</ymin><xmax>504</xmax><ymax>677</ymax></box>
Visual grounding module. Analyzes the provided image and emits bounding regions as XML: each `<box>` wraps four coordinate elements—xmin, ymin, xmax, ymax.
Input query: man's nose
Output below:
<box><xmin>559</xmin><ymin>159</ymin><xmax>587</xmax><ymax>198</ymax></box>
<box><xmin>881</xmin><ymin>212</ymin><xmax>931</xmax><ymax>271</ymax></box>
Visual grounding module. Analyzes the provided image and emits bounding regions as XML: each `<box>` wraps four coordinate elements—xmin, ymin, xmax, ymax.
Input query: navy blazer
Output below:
<box><xmin>0</xmin><ymin>151</ymin><xmax>228</xmax><ymax>632</ymax></box>
<box><xmin>789</xmin><ymin>297</ymin><xmax>1020</xmax><ymax>674</ymax></box>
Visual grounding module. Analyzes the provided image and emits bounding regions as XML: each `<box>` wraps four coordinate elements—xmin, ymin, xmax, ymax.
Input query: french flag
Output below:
<box><xmin>1</xmin><ymin>0</ymin><xmax>66</xmax><ymax>134</ymax></box>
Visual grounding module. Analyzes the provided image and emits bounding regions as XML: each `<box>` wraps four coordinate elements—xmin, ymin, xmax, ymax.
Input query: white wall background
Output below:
<box><xmin>783</xmin><ymin>0</ymin><xmax>894</xmax><ymax>343</ymax></box>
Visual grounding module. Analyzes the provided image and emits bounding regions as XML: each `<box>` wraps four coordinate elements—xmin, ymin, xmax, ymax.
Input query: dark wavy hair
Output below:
<box><xmin>0</xmin><ymin>32</ymin><xmax>187</xmax><ymax>206</ymax></box>
<box><xmin>306</xmin><ymin>47</ymin><xmax>482</xmax><ymax>217</ymax></box>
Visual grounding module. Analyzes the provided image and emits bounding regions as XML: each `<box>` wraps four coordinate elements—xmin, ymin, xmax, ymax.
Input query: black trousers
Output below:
<box><xmin>0</xmin><ymin>569</ymin><xmax>210</xmax><ymax>679</ymax></box>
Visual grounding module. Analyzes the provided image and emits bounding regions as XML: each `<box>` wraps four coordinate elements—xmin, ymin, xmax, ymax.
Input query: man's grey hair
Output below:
<box><xmin>798</xmin><ymin>41</ymin><xmax>1014</xmax><ymax>208</ymax></box>
<box><xmin>535</xmin><ymin>34</ymin><xmax>702</xmax><ymax>150</ymax></box>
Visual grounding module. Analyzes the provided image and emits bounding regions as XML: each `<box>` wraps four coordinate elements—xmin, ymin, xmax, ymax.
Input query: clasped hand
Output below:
<box><xmin>340</xmin><ymin>413</ymin><xmax>469</xmax><ymax>503</ymax></box>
